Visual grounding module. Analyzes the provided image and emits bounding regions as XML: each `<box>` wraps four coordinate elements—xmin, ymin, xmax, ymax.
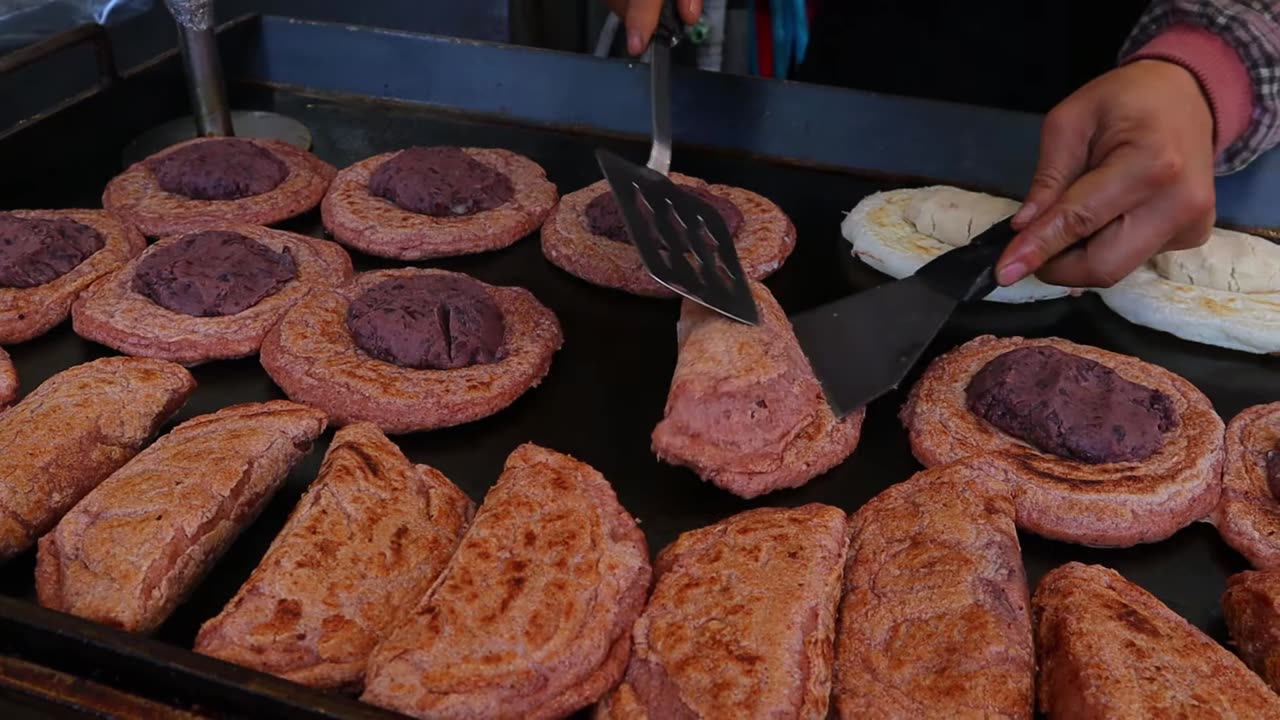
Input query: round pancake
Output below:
<box><xmin>1213</xmin><ymin>402</ymin><xmax>1280</xmax><ymax>568</ymax></box>
<box><xmin>0</xmin><ymin>209</ymin><xmax>146</xmax><ymax>345</ymax></box>
<box><xmin>321</xmin><ymin>147</ymin><xmax>558</xmax><ymax>260</ymax></box>
<box><xmin>541</xmin><ymin>175</ymin><xmax>795</xmax><ymax>297</ymax></box>
<box><xmin>901</xmin><ymin>334</ymin><xmax>1224</xmax><ymax>547</ymax></box>
<box><xmin>102</xmin><ymin>137</ymin><xmax>335</xmax><ymax>237</ymax></box>
<box><xmin>259</xmin><ymin>268</ymin><xmax>563</xmax><ymax>434</ymax></box>
<box><xmin>1097</xmin><ymin>262</ymin><xmax>1280</xmax><ymax>355</ymax></box>
<box><xmin>843</xmin><ymin>187</ymin><xmax>1070</xmax><ymax>303</ymax></box>
<box><xmin>0</xmin><ymin>347</ymin><xmax>15</xmax><ymax>408</ymax></box>
<box><xmin>72</xmin><ymin>225</ymin><xmax>353</xmax><ymax>366</ymax></box>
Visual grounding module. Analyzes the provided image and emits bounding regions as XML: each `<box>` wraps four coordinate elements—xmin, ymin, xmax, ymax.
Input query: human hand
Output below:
<box><xmin>996</xmin><ymin>59</ymin><xmax>1217</xmax><ymax>288</ymax></box>
<box><xmin>604</xmin><ymin>0</ymin><xmax>702</xmax><ymax>56</ymax></box>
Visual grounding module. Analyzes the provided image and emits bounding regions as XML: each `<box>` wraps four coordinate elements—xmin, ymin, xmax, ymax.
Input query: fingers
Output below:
<box><xmin>1032</xmin><ymin>188</ymin><xmax>1212</xmax><ymax>288</ymax></box>
<box><xmin>996</xmin><ymin>145</ymin><xmax>1157</xmax><ymax>285</ymax></box>
<box><xmin>680</xmin><ymin>0</ymin><xmax>704</xmax><ymax>24</ymax></box>
<box><xmin>1010</xmin><ymin>104</ymin><xmax>1093</xmax><ymax>230</ymax></box>
<box><xmin>609</xmin><ymin>1</ymin><xmax>702</xmax><ymax>55</ymax></box>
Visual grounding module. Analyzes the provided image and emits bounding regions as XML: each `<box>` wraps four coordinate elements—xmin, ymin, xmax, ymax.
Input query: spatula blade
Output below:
<box><xmin>790</xmin><ymin>276</ymin><xmax>958</xmax><ymax>418</ymax></box>
<box><xmin>595</xmin><ymin>148</ymin><xmax>760</xmax><ymax>324</ymax></box>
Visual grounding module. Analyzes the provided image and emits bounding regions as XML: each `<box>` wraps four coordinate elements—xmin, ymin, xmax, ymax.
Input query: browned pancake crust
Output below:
<box><xmin>194</xmin><ymin>423</ymin><xmax>474</xmax><ymax>691</ymax></box>
<box><xmin>833</xmin><ymin>459</ymin><xmax>1034</xmax><ymax>720</ymax></box>
<box><xmin>260</xmin><ymin>268</ymin><xmax>562</xmax><ymax>434</ymax></box>
<box><xmin>71</xmin><ymin>225</ymin><xmax>353</xmax><ymax>366</ymax></box>
<box><xmin>597</xmin><ymin>504</ymin><xmax>847</xmax><ymax>720</ymax></box>
<box><xmin>1034</xmin><ymin>562</ymin><xmax>1280</xmax><ymax>718</ymax></box>
<box><xmin>1213</xmin><ymin>402</ymin><xmax>1280</xmax><ymax>568</ymax></box>
<box><xmin>652</xmin><ymin>280</ymin><xmax>864</xmax><ymax>498</ymax></box>
<box><xmin>102</xmin><ymin>138</ymin><xmax>335</xmax><ymax>237</ymax></box>
<box><xmin>36</xmin><ymin>400</ymin><xmax>327</xmax><ymax>633</ymax></box>
<box><xmin>361</xmin><ymin>443</ymin><xmax>651</xmax><ymax>720</ymax></box>
<box><xmin>0</xmin><ymin>347</ymin><xmax>15</xmax><ymax>408</ymax></box>
<box><xmin>0</xmin><ymin>357</ymin><xmax>194</xmax><ymax>562</ymax></box>
<box><xmin>540</xmin><ymin>175</ymin><xmax>796</xmax><ymax>297</ymax></box>
<box><xmin>1223</xmin><ymin>569</ymin><xmax>1280</xmax><ymax>693</ymax></box>
<box><xmin>901</xmin><ymin>334</ymin><xmax>1225</xmax><ymax>547</ymax></box>
<box><xmin>0</xmin><ymin>210</ymin><xmax>145</xmax><ymax>345</ymax></box>
<box><xmin>321</xmin><ymin>148</ymin><xmax>559</xmax><ymax>260</ymax></box>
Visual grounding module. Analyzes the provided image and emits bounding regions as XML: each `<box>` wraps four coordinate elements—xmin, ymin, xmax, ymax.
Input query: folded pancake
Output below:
<box><xmin>541</xmin><ymin>175</ymin><xmax>795</xmax><ymax>297</ymax></box>
<box><xmin>1212</xmin><ymin>402</ymin><xmax>1280</xmax><ymax>568</ymax></box>
<box><xmin>1097</xmin><ymin>227</ymin><xmax>1280</xmax><ymax>354</ymax></box>
<box><xmin>596</xmin><ymin>503</ymin><xmax>848</xmax><ymax>720</ymax></box>
<box><xmin>833</xmin><ymin>458</ymin><xmax>1034</xmax><ymax>720</ymax></box>
<box><xmin>1223</xmin><ymin>569</ymin><xmax>1280</xmax><ymax>693</ymax></box>
<box><xmin>0</xmin><ymin>357</ymin><xmax>194</xmax><ymax>561</ymax></box>
<box><xmin>1034</xmin><ymin>562</ymin><xmax>1280</xmax><ymax>718</ymax></box>
<box><xmin>194</xmin><ymin>423</ymin><xmax>474</xmax><ymax>691</ymax></box>
<box><xmin>361</xmin><ymin>443</ymin><xmax>650</xmax><ymax>720</ymax></box>
<box><xmin>652</xmin><ymin>280</ymin><xmax>864</xmax><ymax>498</ymax></box>
<box><xmin>842</xmin><ymin>186</ymin><xmax>1068</xmax><ymax>304</ymax></box>
<box><xmin>37</xmin><ymin>401</ymin><xmax>327</xmax><ymax>633</ymax></box>
<box><xmin>901</xmin><ymin>334</ymin><xmax>1224</xmax><ymax>547</ymax></box>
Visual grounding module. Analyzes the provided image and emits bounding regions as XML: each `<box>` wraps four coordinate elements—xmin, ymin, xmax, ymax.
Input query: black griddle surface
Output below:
<box><xmin>1</xmin><ymin>88</ymin><xmax>1275</xmax><ymax>713</ymax></box>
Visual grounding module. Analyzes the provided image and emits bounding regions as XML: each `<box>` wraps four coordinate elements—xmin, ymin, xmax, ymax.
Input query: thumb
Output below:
<box><xmin>1012</xmin><ymin>104</ymin><xmax>1093</xmax><ymax>229</ymax></box>
<box><xmin>680</xmin><ymin>0</ymin><xmax>704</xmax><ymax>24</ymax></box>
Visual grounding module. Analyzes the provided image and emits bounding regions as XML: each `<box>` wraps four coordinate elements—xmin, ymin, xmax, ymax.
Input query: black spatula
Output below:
<box><xmin>789</xmin><ymin>218</ymin><xmax>1020</xmax><ymax>417</ymax></box>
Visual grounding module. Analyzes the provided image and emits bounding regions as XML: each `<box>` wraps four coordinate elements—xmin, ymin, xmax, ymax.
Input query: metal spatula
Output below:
<box><xmin>594</xmin><ymin>5</ymin><xmax>760</xmax><ymax>325</ymax></box>
<box><xmin>789</xmin><ymin>217</ymin><xmax>1020</xmax><ymax>417</ymax></box>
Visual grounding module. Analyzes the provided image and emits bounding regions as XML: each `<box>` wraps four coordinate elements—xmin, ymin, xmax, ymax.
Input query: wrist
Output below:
<box><xmin>1122</xmin><ymin>25</ymin><xmax>1254</xmax><ymax>157</ymax></box>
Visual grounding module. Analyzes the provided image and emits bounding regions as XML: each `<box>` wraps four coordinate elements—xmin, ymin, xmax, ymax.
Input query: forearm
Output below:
<box><xmin>1120</xmin><ymin>0</ymin><xmax>1280</xmax><ymax>174</ymax></box>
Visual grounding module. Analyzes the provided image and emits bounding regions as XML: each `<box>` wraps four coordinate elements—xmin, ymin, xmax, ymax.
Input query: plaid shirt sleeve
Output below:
<box><xmin>1121</xmin><ymin>0</ymin><xmax>1280</xmax><ymax>173</ymax></box>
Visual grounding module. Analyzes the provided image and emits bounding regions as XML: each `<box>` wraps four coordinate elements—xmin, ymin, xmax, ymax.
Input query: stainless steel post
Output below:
<box><xmin>164</xmin><ymin>0</ymin><xmax>232</xmax><ymax>137</ymax></box>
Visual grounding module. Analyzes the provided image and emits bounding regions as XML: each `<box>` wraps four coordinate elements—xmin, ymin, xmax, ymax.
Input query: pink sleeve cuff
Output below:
<box><xmin>1124</xmin><ymin>24</ymin><xmax>1255</xmax><ymax>157</ymax></box>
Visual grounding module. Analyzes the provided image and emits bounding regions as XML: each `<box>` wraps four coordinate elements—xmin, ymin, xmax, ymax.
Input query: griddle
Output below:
<box><xmin>1</xmin><ymin>15</ymin><xmax>1278</xmax><ymax>718</ymax></box>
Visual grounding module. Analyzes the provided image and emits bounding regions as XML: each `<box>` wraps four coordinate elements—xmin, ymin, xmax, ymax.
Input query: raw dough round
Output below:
<box><xmin>1097</xmin><ymin>228</ymin><xmax>1280</xmax><ymax>354</ymax></box>
<box><xmin>843</xmin><ymin>186</ymin><xmax>1070</xmax><ymax>304</ymax></box>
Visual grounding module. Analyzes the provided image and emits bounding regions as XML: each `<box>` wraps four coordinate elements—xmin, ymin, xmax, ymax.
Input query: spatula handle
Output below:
<box><xmin>915</xmin><ymin>217</ymin><xmax>1018</xmax><ymax>303</ymax></box>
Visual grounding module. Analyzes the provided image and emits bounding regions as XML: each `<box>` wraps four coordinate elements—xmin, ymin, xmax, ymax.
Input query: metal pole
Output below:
<box><xmin>164</xmin><ymin>0</ymin><xmax>232</xmax><ymax>137</ymax></box>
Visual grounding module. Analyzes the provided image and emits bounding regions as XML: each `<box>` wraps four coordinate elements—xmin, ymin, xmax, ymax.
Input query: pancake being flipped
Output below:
<box><xmin>833</xmin><ymin>458</ymin><xmax>1034</xmax><ymax>720</ymax></box>
<box><xmin>72</xmin><ymin>225</ymin><xmax>353</xmax><ymax>366</ymax></box>
<box><xmin>1034</xmin><ymin>562</ymin><xmax>1280</xmax><ymax>718</ymax></box>
<box><xmin>321</xmin><ymin>146</ymin><xmax>559</xmax><ymax>260</ymax></box>
<box><xmin>597</xmin><ymin>503</ymin><xmax>848</xmax><ymax>720</ymax></box>
<box><xmin>541</xmin><ymin>174</ymin><xmax>795</xmax><ymax>297</ymax></box>
<box><xmin>1212</xmin><ymin>402</ymin><xmax>1280</xmax><ymax>568</ymax></box>
<box><xmin>0</xmin><ymin>209</ymin><xmax>145</xmax><ymax>345</ymax></box>
<box><xmin>361</xmin><ymin>443</ymin><xmax>650</xmax><ymax>720</ymax></box>
<box><xmin>901</xmin><ymin>335</ymin><xmax>1224</xmax><ymax>547</ymax></box>
<box><xmin>652</xmin><ymin>279</ymin><xmax>864</xmax><ymax>498</ymax></box>
<box><xmin>195</xmin><ymin>423</ymin><xmax>474</xmax><ymax>692</ymax></box>
<box><xmin>260</xmin><ymin>268</ymin><xmax>562</xmax><ymax>434</ymax></box>
<box><xmin>842</xmin><ymin>185</ymin><xmax>1070</xmax><ymax>304</ymax></box>
<box><xmin>102</xmin><ymin>137</ymin><xmax>336</xmax><ymax>237</ymax></box>
<box><xmin>1097</xmin><ymin>227</ymin><xmax>1280</xmax><ymax>354</ymax></box>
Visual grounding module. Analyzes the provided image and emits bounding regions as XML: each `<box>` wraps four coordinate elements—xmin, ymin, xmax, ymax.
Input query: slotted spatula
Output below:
<box><xmin>594</xmin><ymin>4</ymin><xmax>760</xmax><ymax>325</ymax></box>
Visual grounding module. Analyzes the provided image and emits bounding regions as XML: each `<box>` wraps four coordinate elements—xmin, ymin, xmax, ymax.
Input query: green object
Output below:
<box><xmin>686</xmin><ymin>19</ymin><xmax>710</xmax><ymax>44</ymax></box>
